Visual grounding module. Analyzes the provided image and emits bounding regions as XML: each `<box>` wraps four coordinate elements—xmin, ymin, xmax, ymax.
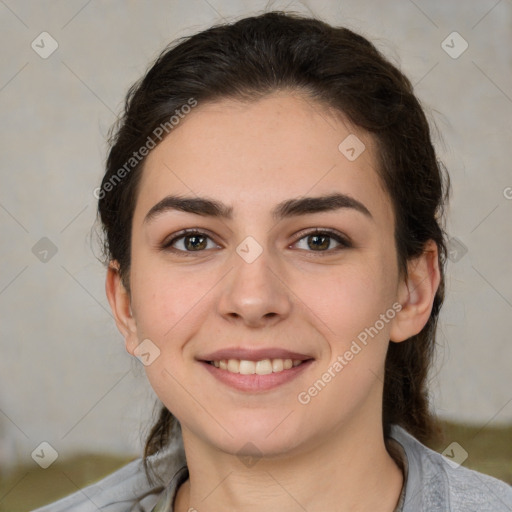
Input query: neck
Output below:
<box><xmin>174</xmin><ymin>418</ymin><xmax>404</xmax><ymax>512</ymax></box>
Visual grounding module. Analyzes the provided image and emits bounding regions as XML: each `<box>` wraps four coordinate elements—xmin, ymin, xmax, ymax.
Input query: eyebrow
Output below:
<box><xmin>143</xmin><ymin>192</ymin><xmax>373</xmax><ymax>224</ymax></box>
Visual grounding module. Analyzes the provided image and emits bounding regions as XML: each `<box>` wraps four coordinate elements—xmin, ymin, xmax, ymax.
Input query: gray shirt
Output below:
<box><xmin>31</xmin><ymin>425</ymin><xmax>512</xmax><ymax>511</ymax></box>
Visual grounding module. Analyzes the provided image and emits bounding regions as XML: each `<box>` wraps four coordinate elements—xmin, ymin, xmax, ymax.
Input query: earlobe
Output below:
<box><xmin>389</xmin><ymin>240</ymin><xmax>441</xmax><ymax>343</ymax></box>
<box><xmin>105</xmin><ymin>263</ymin><xmax>139</xmax><ymax>354</ymax></box>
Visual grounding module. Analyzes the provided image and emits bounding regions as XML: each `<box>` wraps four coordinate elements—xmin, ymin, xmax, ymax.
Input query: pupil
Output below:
<box><xmin>186</xmin><ymin>235</ymin><xmax>206</xmax><ymax>250</ymax></box>
<box><xmin>309</xmin><ymin>234</ymin><xmax>329</xmax><ymax>250</ymax></box>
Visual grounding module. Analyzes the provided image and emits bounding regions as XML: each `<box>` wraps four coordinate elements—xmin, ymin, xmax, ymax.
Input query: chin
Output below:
<box><xmin>206</xmin><ymin>415</ymin><xmax>312</xmax><ymax>459</ymax></box>
<box><xmin>218</xmin><ymin>433</ymin><xmax>302</xmax><ymax>460</ymax></box>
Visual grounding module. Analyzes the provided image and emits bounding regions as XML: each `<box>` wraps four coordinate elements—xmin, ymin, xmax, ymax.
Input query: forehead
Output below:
<box><xmin>135</xmin><ymin>92</ymin><xmax>394</xmax><ymax>227</ymax></box>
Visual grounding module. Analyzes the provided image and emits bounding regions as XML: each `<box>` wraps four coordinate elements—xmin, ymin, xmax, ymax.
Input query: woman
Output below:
<box><xmin>34</xmin><ymin>11</ymin><xmax>512</xmax><ymax>512</ymax></box>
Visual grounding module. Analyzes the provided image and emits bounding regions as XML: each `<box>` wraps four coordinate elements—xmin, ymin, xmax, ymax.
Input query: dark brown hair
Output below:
<box><xmin>98</xmin><ymin>11</ymin><xmax>449</xmax><ymax>481</ymax></box>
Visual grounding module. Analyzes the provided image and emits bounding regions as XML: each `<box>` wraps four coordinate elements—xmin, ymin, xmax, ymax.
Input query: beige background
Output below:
<box><xmin>0</xmin><ymin>0</ymin><xmax>511</xmax><ymax>472</ymax></box>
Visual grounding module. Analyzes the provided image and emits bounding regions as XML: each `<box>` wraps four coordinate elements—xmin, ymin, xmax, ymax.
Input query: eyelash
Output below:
<box><xmin>161</xmin><ymin>228</ymin><xmax>352</xmax><ymax>257</ymax></box>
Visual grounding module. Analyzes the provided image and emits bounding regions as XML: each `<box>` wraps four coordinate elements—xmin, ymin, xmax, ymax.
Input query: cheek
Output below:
<box><xmin>129</xmin><ymin>266</ymin><xmax>210</xmax><ymax>411</ymax></box>
<box><xmin>130</xmin><ymin>261</ymin><xmax>208</xmax><ymax>340</ymax></box>
<box><xmin>296</xmin><ymin>260</ymin><xmax>396</xmax><ymax>344</ymax></box>
<box><xmin>128</xmin><ymin>261</ymin><xmax>218</xmax><ymax>394</ymax></box>
<box><xmin>293</xmin><ymin>266</ymin><xmax>396</xmax><ymax>418</ymax></box>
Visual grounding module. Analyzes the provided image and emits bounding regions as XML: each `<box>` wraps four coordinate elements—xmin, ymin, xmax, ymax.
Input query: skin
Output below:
<box><xmin>106</xmin><ymin>91</ymin><xmax>440</xmax><ymax>511</ymax></box>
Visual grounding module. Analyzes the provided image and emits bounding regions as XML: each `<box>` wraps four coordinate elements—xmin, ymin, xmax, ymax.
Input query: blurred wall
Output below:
<box><xmin>1</xmin><ymin>0</ymin><xmax>511</xmax><ymax>472</ymax></box>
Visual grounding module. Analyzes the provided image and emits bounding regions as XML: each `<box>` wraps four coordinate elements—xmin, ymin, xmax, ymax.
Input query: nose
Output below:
<box><xmin>216</xmin><ymin>244</ymin><xmax>292</xmax><ymax>328</ymax></box>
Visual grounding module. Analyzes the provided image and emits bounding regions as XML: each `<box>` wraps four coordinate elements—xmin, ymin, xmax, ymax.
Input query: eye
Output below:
<box><xmin>292</xmin><ymin>229</ymin><xmax>351</xmax><ymax>253</ymax></box>
<box><xmin>162</xmin><ymin>229</ymin><xmax>220</xmax><ymax>254</ymax></box>
<box><xmin>161</xmin><ymin>228</ymin><xmax>351</xmax><ymax>256</ymax></box>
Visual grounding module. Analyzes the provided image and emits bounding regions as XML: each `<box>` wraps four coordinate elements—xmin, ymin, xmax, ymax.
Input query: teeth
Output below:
<box><xmin>256</xmin><ymin>359</ymin><xmax>273</xmax><ymax>375</ymax></box>
<box><xmin>239</xmin><ymin>360</ymin><xmax>255</xmax><ymax>375</ymax></box>
<box><xmin>272</xmin><ymin>359</ymin><xmax>284</xmax><ymax>372</ymax></box>
<box><xmin>227</xmin><ymin>359</ymin><xmax>239</xmax><ymax>373</ymax></box>
<box><xmin>210</xmin><ymin>358</ymin><xmax>305</xmax><ymax>375</ymax></box>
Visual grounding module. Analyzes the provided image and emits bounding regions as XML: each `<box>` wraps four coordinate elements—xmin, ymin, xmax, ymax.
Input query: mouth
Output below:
<box><xmin>206</xmin><ymin>358</ymin><xmax>307</xmax><ymax>375</ymax></box>
<box><xmin>198</xmin><ymin>349</ymin><xmax>315</xmax><ymax>392</ymax></box>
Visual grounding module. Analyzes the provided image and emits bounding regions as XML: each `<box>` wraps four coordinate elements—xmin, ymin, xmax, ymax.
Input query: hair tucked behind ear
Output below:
<box><xmin>97</xmin><ymin>11</ymin><xmax>449</xmax><ymax>482</ymax></box>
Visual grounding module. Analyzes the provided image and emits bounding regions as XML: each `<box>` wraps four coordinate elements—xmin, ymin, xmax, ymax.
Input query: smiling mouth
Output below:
<box><xmin>207</xmin><ymin>358</ymin><xmax>309</xmax><ymax>375</ymax></box>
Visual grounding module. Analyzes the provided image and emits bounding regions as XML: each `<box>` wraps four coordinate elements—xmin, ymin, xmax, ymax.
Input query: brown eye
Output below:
<box><xmin>162</xmin><ymin>228</ymin><xmax>350</xmax><ymax>256</ymax></box>
<box><xmin>293</xmin><ymin>229</ymin><xmax>351</xmax><ymax>253</ymax></box>
<box><xmin>182</xmin><ymin>234</ymin><xmax>208</xmax><ymax>251</ymax></box>
<box><xmin>306</xmin><ymin>233</ymin><xmax>331</xmax><ymax>251</ymax></box>
<box><xmin>162</xmin><ymin>230</ymin><xmax>219</xmax><ymax>254</ymax></box>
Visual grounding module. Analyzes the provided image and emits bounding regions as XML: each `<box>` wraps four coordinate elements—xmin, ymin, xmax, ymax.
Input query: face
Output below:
<box><xmin>120</xmin><ymin>92</ymin><xmax>405</xmax><ymax>458</ymax></box>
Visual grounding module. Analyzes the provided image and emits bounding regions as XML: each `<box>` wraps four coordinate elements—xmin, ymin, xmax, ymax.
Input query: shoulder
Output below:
<box><xmin>30</xmin><ymin>457</ymin><xmax>157</xmax><ymax>512</ymax></box>
<box><xmin>445</xmin><ymin>462</ymin><xmax>512</xmax><ymax>511</ymax></box>
<box><xmin>30</xmin><ymin>439</ymin><xmax>187</xmax><ymax>512</ymax></box>
<box><xmin>390</xmin><ymin>424</ymin><xmax>512</xmax><ymax>512</ymax></box>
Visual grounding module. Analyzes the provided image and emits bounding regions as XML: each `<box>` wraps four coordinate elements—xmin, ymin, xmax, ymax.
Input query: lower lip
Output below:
<box><xmin>200</xmin><ymin>360</ymin><xmax>314</xmax><ymax>392</ymax></box>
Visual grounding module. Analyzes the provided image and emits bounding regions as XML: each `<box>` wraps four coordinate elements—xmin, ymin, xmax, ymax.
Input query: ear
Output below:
<box><xmin>390</xmin><ymin>240</ymin><xmax>441</xmax><ymax>343</ymax></box>
<box><xmin>105</xmin><ymin>262</ymin><xmax>139</xmax><ymax>355</ymax></box>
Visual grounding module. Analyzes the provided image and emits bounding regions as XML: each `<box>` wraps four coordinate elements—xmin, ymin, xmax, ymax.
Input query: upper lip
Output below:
<box><xmin>198</xmin><ymin>348</ymin><xmax>314</xmax><ymax>362</ymax></box>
